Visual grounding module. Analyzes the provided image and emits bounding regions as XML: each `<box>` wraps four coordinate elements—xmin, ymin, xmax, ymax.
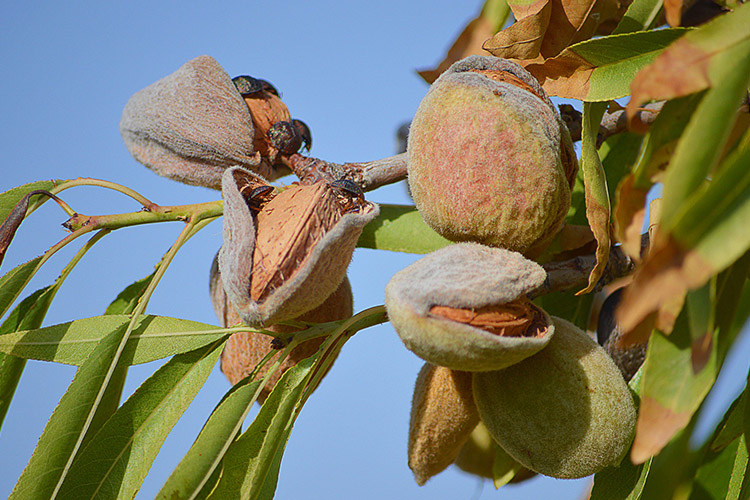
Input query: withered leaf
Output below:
<box><xmin>483</xmin><ymin>0</ymin><xmax>624</xmax><ymax>62</ymax></box>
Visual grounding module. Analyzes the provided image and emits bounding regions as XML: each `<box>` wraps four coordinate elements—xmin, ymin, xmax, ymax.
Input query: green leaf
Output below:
<box><xmin>709</xmin><ymin>389</ymin><xmax>746</xmax><ymax>453</ymax></box>
<box><xmin>591</xmin><ymin>456</ymin><xmax>652</xmax><ymax>500</ymax></box>
<box><xmin>659</xmin><ymin>40</ymin><xmax>750</xmax><ymax>230</ymax></box>
<box><xmin>208</xmin><ymin>355</ymin><xmax>317</xmax><ymax>500</ymax></box>
<box><xmin>524</xmin><ymin>29</ymin><xmax>688</xmax><ymax>101</ymax></box>
<box><xmin>157</xmin><ymin>376</ymin><xmax>262</xmax><ymax>500</ymax></box>
<box><xmin>726</xmin><ymin>435</ymin><xmax>749</xmax><ymax>500</ymax></box>
<box><xmin>613</xmin><ymin>0</ymin><xmax>664</xmax><ymax>34</ymax></box>
<box><xmin>0</xmin><ymin>256</ymin><xmax>43</xmax><ymax>319</ymax></box>
<box><xmin>357</xmin><ymin>204</ymin><xmax>451</xmax><ymax>254</ymax></box>
<box><xmin>578</xmin><ymin>101</ymin><xmax>611</xmax><ymax>294</ymax></box>
<box><xmin>0</xmin><ymin>287</ymin><xmax>55</xmax><ymax>429</ymax></box>
<box><xmin>0</xmin><ymin>180</ymin><xmax>61</xmax><ymax>222</ymax></box>
<box><xmin>668</xmin><ymin>146</ymin><xmax>750</xmax><ymax>279</ymax></box>
<box><xmin>690</xmin><ymin>435</ymin><xmax>745</xmax><ymax>500</ymax></box>
<box><xmin>56</xmin><ymin>340</ymin><xmax>224</xmax><ymax>500</ymax></box>
<box><xmin>0</xmin><ymin>314</ymin><xmax>228</xmax><ymax>366</ymax></box>
<box><xmin>86</xmin><ymin>274</ymin><xmax>155</xmax><ymax>448</ymax></box>
<box><xmin>9</xmin><ymin>325</ymin><xmax>129</xmax><ymax>499</ymax></box>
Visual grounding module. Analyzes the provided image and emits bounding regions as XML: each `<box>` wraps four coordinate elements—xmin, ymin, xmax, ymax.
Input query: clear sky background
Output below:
<box><xmin>1</xmin><ymin>2</ymin><xmax>748</xmax><ymax>499</ymax></box>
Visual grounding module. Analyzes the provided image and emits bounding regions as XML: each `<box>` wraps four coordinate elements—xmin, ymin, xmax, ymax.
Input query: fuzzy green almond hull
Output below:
<box><xmin>473</xmin><ymin>316</ymin><xmax>636</xmax><ymax>479</ymax></box>
<box><xmin>407</xmin><ymin>55</ymin><xmax>576</xmax><ymax>256</ymax></box>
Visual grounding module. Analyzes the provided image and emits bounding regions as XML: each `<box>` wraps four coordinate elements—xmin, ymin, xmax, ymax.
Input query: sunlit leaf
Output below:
<box><xmin>617</xmin><ymin>143</ymin><xmax>750</xmax><ymax>335</ymax></box>
<box><xmin>0</xmin><ymin>256</ymin><xmax>43</xmax><ymax>319</ymax></box>
<box><xmin>56</xmin><ymin>340</ymin><xmax>223</xmax><ymax>500</ymax></box>
<box><xmin>576</xmin><ymin>102</ymin><xmax>610</xmax><ymax>295</ymax></box>
<box><xmin>86</xmin><ymin>275</ymin><xmax>155</xmax><ymax>447</ymax></box>
<box><xmin>9</xmin><ymin>325</ymin><xmax>130</xmax><ymax>499</ymax></box>
<box><xmin>627</xmin><ymin>3</ymin><xmax>750</xmax><ymax>119</ymax></box>
<box><xmin>419</xmin><ymin>0</ymin><xmax>511</xmax><ymax>83</ymax></box>
<box><xmin>613</xmin><ymin>94</ymin><xmax>703</xmax><ymax>257</ymax></box>
<box><xmin>0</xmin><ymin>314</ymin><xmax>228</xmax><ymax>366</ymax></box>
<box><xmin>614</xmin><ymin>0</ymin><xmax>665</xmax><ymax>34</ymax></box>
<box><xmin>357</xmin><ymin>204</ymin><xmax>452</xmax><ymax>254</ymax></box>
<box><xmin>521</xmin><ymin>29</ymin><xmax>687</xmax><ymax>100</ymax></box>
<box><xmin>208</xmin><ymin>355</ymin><xmax>316</xmax><ymax>500</ymax></box>
<box><xmin>0</xmin><ymin>287</ymin><xmax>53</xmax><ymax>429</ymax></box>
<box><xmin>483</xmin><ymin>0</ymin><xmax>623</xmax><ymax>61</ymax></box>
<box><xmin>0</xmin><ymin>180</ymin><xmax>61</xmax><ymax>223</ymax></box>
<box><xmin>157</xmin><ymin>376</ymin><xmax>262</xmax><ymax>500</ymax></box>
<box><xmin>630</xmin><ymin>254</ymin><xmax>750</xmax><ymax>463</ymax></box>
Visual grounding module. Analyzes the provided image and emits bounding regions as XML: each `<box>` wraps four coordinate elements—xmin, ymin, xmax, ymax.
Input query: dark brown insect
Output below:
<box><xmin>292</xmin><ymin>119</ymin><xmax>312</xmax><ymax>152</ymax></box>
<box><xmin>232</xmin><ymin>75</ymin><xmax>280</xmax><ymax>97</ymax></box>
<box><xmin>329</xmin><ymin>179</ymin><xmax>366</xmax><ymax>214</ymax></box>
<box><xmin>240</xmin><ymin>184</ymin><xmax>276</xmax><ymax>213</ymax></box>
<box><xmin>267</xmin><ymin>121</ymin><xmax>303</xmax><ymax>155</ymax></box>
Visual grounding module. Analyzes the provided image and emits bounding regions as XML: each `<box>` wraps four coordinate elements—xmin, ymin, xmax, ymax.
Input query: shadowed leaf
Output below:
<box><xmin>0</xmin><ymin>314</ymin><xmax>228</xmax><ymax>366</ymax></box>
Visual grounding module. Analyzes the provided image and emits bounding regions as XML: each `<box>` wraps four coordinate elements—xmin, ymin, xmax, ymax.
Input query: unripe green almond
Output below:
<box><xmin>407</xmin><ymin>55</ymin><xmax>577</xmax><ymax>256</ymax></box>
<box><xmin>385</xmin><ymin>243</ymin><xmax>553</xmax><ymax>371</ymax></box>
<box><xmin>408</xmin><ymin>364</ymin><xmax>479</xmax><ymax>485</ymax></box>
<box><xmin>473</xmin><ymin>317</ymin><xmax>636</xmax><ymax>479</ymax></box>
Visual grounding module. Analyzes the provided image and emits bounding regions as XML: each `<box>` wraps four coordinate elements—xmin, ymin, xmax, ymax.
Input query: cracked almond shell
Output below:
<box><xmin>219</xmin><ymin>166</ymin><xmax>378</xmax><ymax>327</ymax></box>
<box><xmin>407</xmin><ymin>55</ymin><xmax>577</xmax><ymax>256</ymax></box>
<box><xmin>119</xmin><ymin>55</ymin><xmax>290</xmax><ymax>188</ymax></box>
<box><xmin>472</xmin><ymin>316</ymin><xmax>636</xmax><ymax>479</ymax></box>
<box><xmin>385</xmin><ymin>243</ymin><xmax>553</xmax><ymax>371</ymax></box>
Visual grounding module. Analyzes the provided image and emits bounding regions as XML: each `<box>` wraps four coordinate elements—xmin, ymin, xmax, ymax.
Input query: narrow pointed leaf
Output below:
<box><xmin>86</xmin><ymin>275</ymin><xmax>155</xmax><ymax>446</ymax></box>
<box><xmin>577</xmin><ymin>102</ymin><xmax>610</xmax><ymax>295</ymax></box>
<box><xmin>0</xmin><ymin>314</ymin><xmax>228</xmax><ymax>366</ymax></box>
<box><xmin>208</xmin><ymin>355</ymin><xmax>317</xmax><ymax>500</ymax></box>
<box><xmin>0</xmin><ymin>256</ymin><xmax>43</xmax><ymax>319</ymax></box>
<box><xmin>709</xmin><ymin>389</ymin><xmax>746</xmax><ymax>453</ymax></box>
<box><xmin>618</xmin><ymin>143</ymin><xmax>750</xmax><ymax>335</ymax></box>
<box><xmin>56</xmin><ymin>340</ymin><xmax>224</xmax><ymax>500</ymax></box>
<box><xmin>9</xmin><ymin>325</ymin><xmax>129</xmax><ymax>499</ymax></box>
<box><xmin>691</xmin><ymin>435</ymin><xmax>746</xmax><ymax>500</ymax></box>
<box><xmin>0</xmin><ymin>287</ymin><xmax>55</xmax><ymax>428</ymax></box>
<box><xmin>613</xmin><ymin>0</ymin><xmax>665</xmax><ymax>34</ymax></box>
<box><xmin>357</xmin><ymin>204</ymin><xmax>451</xmax><ymax>254</ymax></box>
<box><xmin>157</xmin><ymin>376</ymin><xmax>262</xmax><ymax>500</ymax></box>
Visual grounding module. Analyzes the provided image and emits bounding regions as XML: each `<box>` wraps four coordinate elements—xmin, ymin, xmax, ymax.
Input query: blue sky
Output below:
<box><xmin>1</xmin><ymin>2</ymin><xmax>748</xmax><ymax>499</ymax></box>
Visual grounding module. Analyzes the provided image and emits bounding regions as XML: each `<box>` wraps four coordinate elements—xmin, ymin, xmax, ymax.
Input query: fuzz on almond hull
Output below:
<box><xmin>407</xmin><ymin>56</ymin><xmax>577</xmax><ymax>256</ymax></box>
<box><xmin>473</xmin><ymin>317</ymin><xmax>636</xmax><ymax>479</ymax></box>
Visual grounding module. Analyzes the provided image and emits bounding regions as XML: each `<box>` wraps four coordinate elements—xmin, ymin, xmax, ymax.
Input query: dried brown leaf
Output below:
<box><xmin>483</xmin><ymin>0</ymin><xmax>623</xmax><ymax>61</ymax></box>
<box><xmin>613</xmin><ymin>174</ymin><xmax>648</xmax><ymax>260</ymax></box>
<box><xmin>631</xmin><ymin>396</ymin><xmax>692</xmax><ymax>464</ymax></box>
